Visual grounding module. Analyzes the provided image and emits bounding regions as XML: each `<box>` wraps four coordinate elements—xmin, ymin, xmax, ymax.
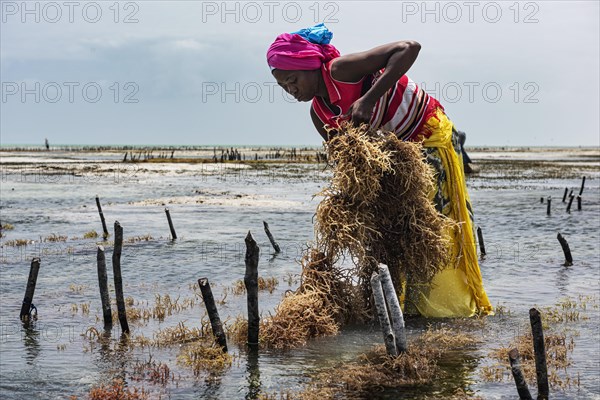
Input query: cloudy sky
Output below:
<box><xmin>1</xmin><ymin>1</ymin><xmax>598</xmax><ymax>146</ymax></box>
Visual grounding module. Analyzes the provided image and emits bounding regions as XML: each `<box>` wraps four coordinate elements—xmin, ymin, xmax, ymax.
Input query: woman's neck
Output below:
<box><xmin>316</xmin><ymin>74</ymin><xmax>329</xmax><ymax>100</ymax></box>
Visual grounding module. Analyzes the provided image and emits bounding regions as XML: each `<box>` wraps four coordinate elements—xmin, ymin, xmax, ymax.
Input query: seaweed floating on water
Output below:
<box><xmin>85</xmin><ymin>378</ymin><xmax>149</xmax><ymax>400</ymax></box>
<box><xmin>177</xmin><ymin>340</ymin><xmax>233</xmax><ymax>377</ymax></box>
<box><xmin>259</xmin><ymin>326</ymin><xmax>479</xmax><ymax>399</ymax></box>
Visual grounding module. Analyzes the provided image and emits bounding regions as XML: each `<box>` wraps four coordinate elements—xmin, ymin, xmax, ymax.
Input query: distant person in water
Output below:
<box><xmin>454</xmin><ymin>128</ymin><xmax>477</xmax><ymax>173</ymax></box>
<box><xmin>266</xmin><ymin>24</ymin><xmax>491</xmax><ymax>317</ymax></box>
<box><xmin>45</xmin><ymin>138</ymin><xmax>49</xmax><ymax>150</ymax></box>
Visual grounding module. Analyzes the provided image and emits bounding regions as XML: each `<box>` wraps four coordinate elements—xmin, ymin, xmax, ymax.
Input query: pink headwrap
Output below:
<box><xmin>267</xmin><ymin>33</ymin><xmax>340</xmax><ymax>71</ymax></box>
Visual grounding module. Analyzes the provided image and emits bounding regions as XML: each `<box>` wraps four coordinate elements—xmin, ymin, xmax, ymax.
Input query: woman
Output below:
<box><xmin>267</xmin><ymin>24</ymin><xmax>492</xmax><ymax>317</ymax></box>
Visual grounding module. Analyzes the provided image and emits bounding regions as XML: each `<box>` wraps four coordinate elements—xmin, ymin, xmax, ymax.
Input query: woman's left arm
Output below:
<box><xmin>331</xmin><ymin>41</ymin><xmax>421</xmax><ymax>126</ymax></box>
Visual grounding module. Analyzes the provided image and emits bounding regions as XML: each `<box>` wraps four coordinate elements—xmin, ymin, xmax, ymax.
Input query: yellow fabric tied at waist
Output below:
<box><xmin>410</xmin><ymin>109</ymin><xmax>493</xmax><ymax>317</ymax></box>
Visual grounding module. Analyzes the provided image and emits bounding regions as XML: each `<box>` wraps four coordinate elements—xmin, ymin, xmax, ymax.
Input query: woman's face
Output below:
<box><xmin>272</xmin><ymin>69</ymin><xmax>320</xmax><ymax>102</ymax></box>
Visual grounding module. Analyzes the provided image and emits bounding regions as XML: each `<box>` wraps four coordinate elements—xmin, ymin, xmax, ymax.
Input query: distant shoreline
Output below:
<box><xmin>0</xmin><ymin>144</ymin><xmax>322</xmax><ymax>152</ymax></box>
<box><xmin>1</xmin><ymin>144</ymin><xmax>599</xmax><ymax>152</ymax></box>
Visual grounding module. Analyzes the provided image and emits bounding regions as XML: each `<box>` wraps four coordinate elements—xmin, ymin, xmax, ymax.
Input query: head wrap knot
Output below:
<box><xmin>266</xmin><ymin>23</ymin><xmax>340</xmax><ymax>71</ymax></box>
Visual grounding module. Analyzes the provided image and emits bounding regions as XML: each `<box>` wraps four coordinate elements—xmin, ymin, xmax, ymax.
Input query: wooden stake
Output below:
<box><xmin>477</xmin><ymin>226</ymin><xmax>486</xmax><ymax>258</ymax></box>
<box><xmin>579</xmin><ymin>176</ymin><xmax>585</xmax><ymax>196</ymax></box>
<box><xmin>112</xmin><ymin>221</ymin><xmax>129</xmax><ymax>334</ymax></box>
<box><xmin>165</xmin><ymin>208</ymin><xmax>177</xmax><ymax>240</ymax></box>
<box><xmin>95</xmin><ymin>195</ymin><xmax>109</xmax><ymax>239</ymax></box>
<box><xmin>577</xmin><ymin>195</ymin><xmax>581</xmax><ymax>211</ymax></box>
<box><xmin>198</xmin><ymin>278</ymin><xmax>227</xmax><ymax>351</ymax></box>
<box><xmin>378</xmin><ymin>265</ymin><xmax>407</xmax><ymax>353</ymax></box>
<box><xmin>566</xmin><ymin>195</ymin><xmax>574</xmax><ymax>213</ymax></box>
<box><xmin>262</xmin><ymin>221</ymin><xmax>280</xmax><ymax>253</ymax></box>
<box><xmin>540</xmin><ymin>197</ymin><xmax>544</xmax><ymax>204</ymax></box>
<box><xmin>546</xmin><ymin>197</ymin><xmax>551</xmax><ymax>216</ymax></box>
<box><xmin>529</xmin><ymin>308</ymin><xmax>549</xmax><ymax>399</ymax></box>
<box><xmin>370</xmin><ymin>272</ymin><xmax>398</xmax><ymax>356</ymax></box>
<box><xmin>97</xmin><ymin>246</ymin><xmax>112</xmax><ymax>328</ymax></box>
<box><xmin>562</xmin><ymin>187</ymin><xmax>568</xmax><ymax>203</ymax></box>
<box><xmin>557</xmin><ymin>233</ymin><xmax>573</xmax><ymax>266</ymax></box>
<box><xmin>508</xmin><ymin>348</ymin><xmax>533</xmax><ymax>400</ymax></box>
<box><xmin>244</xmin><ymin>231</ymin><xmax>260</xmax><ymax>347</ymax></box>
<box><xmin>20</xmin><ymin>258</ymin><xmax>41</xmax><ymax>321</ymax></box>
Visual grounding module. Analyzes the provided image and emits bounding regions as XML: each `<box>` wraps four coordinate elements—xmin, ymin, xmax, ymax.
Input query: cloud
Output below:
<box><xmin>172</xmin><ymin>38</ymin><xmax>207</xmax><ymax>51</ymax></box>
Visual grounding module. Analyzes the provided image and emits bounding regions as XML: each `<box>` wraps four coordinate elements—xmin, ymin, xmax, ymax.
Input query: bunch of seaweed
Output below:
<box><xmin>259</xmin><ymin>249</ymin><xmax>360</xmax><ymax>349</ymax></box>
<box><xmin>177</xmin><ymin>340</ymin><xmax>233</xmax><ymax>377</ymax></box>
<box><xmin>85</xmin><ymin>379</ymin><xmax>149</xmax><ymax>400</ymax></box>
<box><xmin>315</xmin><ymin>123</ymin><xmax>453</xmax><ymax>307</ymax></box>
<box><xmin>254</xmin><ymin>124</ymin><xmax>453</xmax><ymax>349</ymax></box>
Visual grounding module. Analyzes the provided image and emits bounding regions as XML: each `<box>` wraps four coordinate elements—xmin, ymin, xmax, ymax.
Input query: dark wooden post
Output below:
<box><xmin>566</xmin><ymin>195</ymin><xmax>575</xmax><ymax>213</ymax></box>
<box><xmin>540</xmin><ymin>197</ymin><xmax>544</xmax><ymax>204</ymax></box>
<box><xmin>95</xmin><ymin>196</ymin><xmax>109</xmax><ymax>239</ymax></box>
<box><xmin>557</xmin><ymin>233</ymin><xmax>573</xmax><ymax>266</ymax></box>
<box><xmin>546</xmin><ymin>196</ymin><xmax>551</xmax><ymax>216</ymax></box>
<box><xmin>562</xmin><ymin>187</ymin><xmax>568</xmax><ymax>203</ymax></box>
<box><xmin>579</xmin><ymin>176</ymin><xmax>585</xmax><ymax>196</ymax></box>
<box><xmin>20</xmin><ymin>258</ymin><xmax>41</xmax><ymax>321</ymax></box>
<box><xmin>244</xmin><ymin>231</ymin><xmax>260</xmax><ymax>347</ymax></box>
<box><xmin>165</xmin><ymin>208</ymin><xmax>177</xmax><ymax>240</ymax></box>
<box><xmin>370</xmin><ymin>272</ymin><xmax>397</xmax><ymax>356</ymax></box>
<box><xmin>97</xmin><ymin>246</ymin><xmax>112</xmax><ymax>328</ymax></box>
<box><xmin>477</xmin><ymin>226</ymin><xmax>486</xmax><ymax>258</ymax></box>
<box><xmin>508</xmin><ymin>348</ymin><xmax>533</xmax><ymax>400</ymax></box>
<box><xmin>198</xmin><ymin>278</ymin><xmax>227</xmax><ymax>351</ymax></box>
<box><xmin>529</xmin><ymin>308</ymin><xmax>549</xmax><ymax>399</ymax></box>
<box><xmin>112</xmin><ymin>221</ymin><xmax>129</xmax><ymax>334</ymax></box>
<box><xmin>262</xmin><ymin>221</ymin><xmax>280</xmax><ymax>253</ymax></box>
<box><xmin>577</xmin><ymin>195</ymin><xmax>581</xmax><ymax>211</ymax></box>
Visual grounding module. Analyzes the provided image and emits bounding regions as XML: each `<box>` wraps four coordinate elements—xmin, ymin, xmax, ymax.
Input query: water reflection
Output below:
<box><xmin>88</xmin><ymin>327</ymin><xmax>131</xmax><ymax>386</ymax></box>
<box><xmin>555</xmin><ymin>266</ymin><xmax>571</xmax><ymax>296</ymax></box>
<box><xmin>246</xmin><ymin>348</ymin><xmax>261</xmax><ymax>400</ymax></box>
<box><xmin>21</xmin><ymin>321</ymin><xmax>40</xmax><ymax>365</ymax></box>
<box><xmin>436</xmin><ymin>350</ymin><xmax>481</xmax><ymax>396</ymax></box>
<box><xmin>193</xmin><ymin>374</ymin><xmax>223</xmax><ymax>399</ymax></box>
<box><xmin>96</xmin><ymin>329</ymin><xmax>113</xmax><ymax>364</ymax></box>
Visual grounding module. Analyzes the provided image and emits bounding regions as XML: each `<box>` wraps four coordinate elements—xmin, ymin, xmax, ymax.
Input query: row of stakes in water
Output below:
<box><xmin>19</xmin><ymin>196</ymin><xmax>281</xmax><ymax>355</ymax></box>
<box><xmin>539</xmin><ymin>177</ymin><xmax>585</xmax><ymax>267</ymax></box>
<box><xmin>542</xmin><ymin>176</ymin><xmax>586</xmax><ymax>215</ymax></box>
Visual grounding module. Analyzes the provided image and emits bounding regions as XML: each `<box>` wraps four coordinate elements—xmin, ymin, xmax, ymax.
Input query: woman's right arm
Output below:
<box><xmin>310</xmin><ymin>107</ymin><xmax>336</xmax><ymax>142</ymax></box>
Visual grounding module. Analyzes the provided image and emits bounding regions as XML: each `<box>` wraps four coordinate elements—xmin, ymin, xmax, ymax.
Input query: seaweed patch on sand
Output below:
<box><xmin>481</xmin><ymin>296</ymin><xmax>598</xmax><ymax>389</ymax></box>
<box><xmin>258</xmin><ymin>326</ymin><xmax>480</xmax><ymax>399</ymax></box>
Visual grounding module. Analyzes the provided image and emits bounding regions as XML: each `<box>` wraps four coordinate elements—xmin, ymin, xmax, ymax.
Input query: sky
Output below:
<box><xmin>1</xmin><ymin>0</ymin><xmax>599</xmax><ymax>146</ymax></box>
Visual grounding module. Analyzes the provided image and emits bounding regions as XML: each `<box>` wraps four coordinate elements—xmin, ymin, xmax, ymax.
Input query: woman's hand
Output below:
<box><xmin>344</xmin><ymin>97</ymin><xmax>376</xmax><ymax>127</ymax></box>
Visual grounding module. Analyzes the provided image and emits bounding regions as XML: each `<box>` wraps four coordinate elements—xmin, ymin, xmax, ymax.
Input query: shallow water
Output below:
<box><xmin>1</xmin><ymin>148</ymin><xmax>599</xmax><ymax>399</ymax></box>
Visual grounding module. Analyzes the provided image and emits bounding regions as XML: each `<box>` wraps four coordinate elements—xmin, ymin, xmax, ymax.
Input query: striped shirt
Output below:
<box><xmin>311</xmin><ymin>59</ymin><xmax>443</xmax><ymax>141</ymax></box>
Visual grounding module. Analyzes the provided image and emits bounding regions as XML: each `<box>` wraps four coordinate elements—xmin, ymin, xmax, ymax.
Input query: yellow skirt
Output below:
<box><xmin>407</xmin><ymin>109</ymin><xmax>493</xmax><ymax>317</ymax></box>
